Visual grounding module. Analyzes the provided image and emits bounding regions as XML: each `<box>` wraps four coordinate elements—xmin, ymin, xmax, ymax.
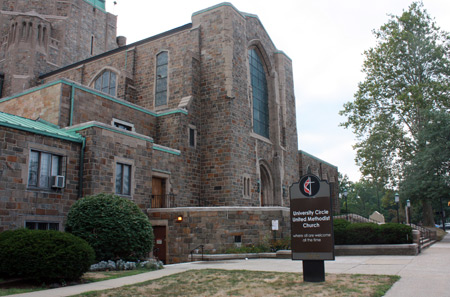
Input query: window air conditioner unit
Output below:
<box><xmin>51</xmin><ymin>175</ymin><xmax>65</xmax><ymax>188</ymax></box>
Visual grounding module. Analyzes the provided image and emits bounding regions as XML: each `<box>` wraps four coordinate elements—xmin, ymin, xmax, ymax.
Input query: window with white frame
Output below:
<box><xmin>115</xmin><ymin>162</ymin><xmax>131</xmax><ymax>195</ymax></box>
<box><xmin>94</xmin><ymin>70</ymin><xmax>117</xmax><ymax>96</ymax></box>
<box><xmin>28</xmin><ymin>150</ymin><xmax>63</xmax><ymax>189</ymax></box>
<box><xmin>155</xmin><ymin>51</ymin><xmax>168</xmax><ymax>107</ymax></box>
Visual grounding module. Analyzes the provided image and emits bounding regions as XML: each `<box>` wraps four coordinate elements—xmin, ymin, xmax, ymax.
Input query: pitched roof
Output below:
<box><xmin>0</xmin><ymin>112</ymin><xmax>83</xmax><ymax>143</ymax></box>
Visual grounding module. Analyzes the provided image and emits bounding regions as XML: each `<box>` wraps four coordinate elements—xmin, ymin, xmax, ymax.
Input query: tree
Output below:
<box><xmin>65</xmin><ymin>193</ymin><xmax>154</xmax><ymax>261</ymax></box>
<box><xmin>340</xmin><ymin>2</ymin><xmax>450</xmax><ymax>225</ymax></box>
<box><xmin>400</xmin><ymin>110</ymin><xmax>450</xmax><ymax>225</ymax></box>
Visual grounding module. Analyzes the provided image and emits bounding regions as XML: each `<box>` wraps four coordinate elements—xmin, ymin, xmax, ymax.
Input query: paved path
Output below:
<box><xmin>12</xmin><ymin>233</ymin><xmax>450</xmax><ymax>297</ymax></box>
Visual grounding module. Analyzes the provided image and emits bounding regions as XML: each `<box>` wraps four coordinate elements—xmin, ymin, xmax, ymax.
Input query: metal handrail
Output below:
<box><xmin>334</xmin><ymin>213</ymin><xmax>379</xmax><ymax>224</ymax></box>
<box><xmin>151</xmin><ymin>194</ymin><xmax>176</xmax><ymax>208</ymax></box>
<box><xmin>409</xmin><ymin>223</ymin><xmax>432</xmax><ymax>247</ymax></box>
<box><xmin>334</xmin><ymin>214</ymin><xmax>433</xmax><ymax>249</ymax></box>
<box><xmin>190</xmin><ymin>245</ymin><xmax>204</xmax><ymax>261</ymax></box>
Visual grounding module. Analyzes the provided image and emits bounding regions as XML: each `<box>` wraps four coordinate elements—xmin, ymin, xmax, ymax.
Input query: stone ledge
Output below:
<box><xmin>189</xmin><ymin>244</ymin><xmax>419</xmax><ymax>261</ymax></box>
<box><xmin>335</xmin><ymin>244</ymin><xmax>419</xmax><ymax>256</ymax></box>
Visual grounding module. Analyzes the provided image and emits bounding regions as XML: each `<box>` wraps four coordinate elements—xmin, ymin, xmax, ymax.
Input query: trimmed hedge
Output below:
<box><xmin>334</xmin><ymin>221</ymin><xmax>413</xmax><ymax>245</ymax></box>
<box><xmin>0</xmin><ymin>228</ymin><xmax>95</xmax><ymax>282</ymax></box>
<box><xmin>65</xmin><ymin>193</ymin><xmax>154</xmax><ymax>261</ymax></box>
<box><xmin>333</xmin><ymin>219</ymin><xmax>351</xmax><ymax>245</ymax></box>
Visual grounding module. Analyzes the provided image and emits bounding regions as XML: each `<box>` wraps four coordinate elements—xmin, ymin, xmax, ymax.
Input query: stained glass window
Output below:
<box><xmin>249</xmin><ymin>49</ymin><xmax>269</xmax><ymax>138</ymax></box>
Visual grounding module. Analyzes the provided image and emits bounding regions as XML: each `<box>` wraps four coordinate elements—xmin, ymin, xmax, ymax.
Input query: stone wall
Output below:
<box><xmin>0</xmin><ymin>83</ymin><xmax>64</xmax><ymax>126</ymax></box>
<box><xmin>0</xmin><ymin>0</ymin><xmax>118</xmax><ymax>97</ymax></box>
<box><xmin>299</xmin><ymin>150</ymin><xmax>340</xmax><ymax>213</ymax></box>
<box><xmin>148</xmin><ymin>207</ymin><xmax>290</xmax><ymax>263</ymax></box>
<box><xmin>75</xmin><ymin>124</ymin><xmax>153</xmax><ymax>209</ymax></box>
<box><xmin>0</xmin><ymin>126</ymin><xmax>81</xmax><ymax>231</ymax></box>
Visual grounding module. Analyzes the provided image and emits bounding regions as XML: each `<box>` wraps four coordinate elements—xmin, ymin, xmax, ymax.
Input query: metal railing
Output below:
<box><xmin>190</xmin><ymin>245</ymin><xmax>204</xmax><ymax>261</ymax></box>
<box><xmin>334</xmin><ymin>213</ymin><xmax>379</xmax><ymax>224</ymax></box>
<box><xmin>335</xmin><ymin>213</ymin><xmax>434</xmax><ymax>249</ymax></box>
<box><xmin>409</xmin><ymin>223</ymin><xmax>432</xmax><ymax>247</ymax></box>
<box><xmin>151</xmin><ymin>194</ymin><xmax>176</xmax><ymax>208</ymax></box>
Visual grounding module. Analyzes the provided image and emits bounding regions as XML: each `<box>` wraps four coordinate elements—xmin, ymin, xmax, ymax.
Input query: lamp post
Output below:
<box><xmin>406</xmin><ymin>199</ymin><xmax>411</xmax><ymax>226</ymax></box>
<box><xmin>343</xmin><ymin>190</ymin><xmax>348</xmax><ymax>221</ymax></box>
<box><xmin>395</xmin><ymin>193</ymin><xmax>400</xmax><ymax>224</ymax></box>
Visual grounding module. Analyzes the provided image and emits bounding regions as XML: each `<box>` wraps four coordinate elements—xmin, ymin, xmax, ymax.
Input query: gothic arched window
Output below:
<box><xmin>155</xmin><ymin>51</ymin><xmax>168</xmax><ymax>107</ymax></box>
<box><xmin>249</xmin><ymin>48</ymin><xmax>269</xmax><ymax>138</ymax></box>
<box><xmin>94</xmin><ymin>70</ymin><xmax>116</xmax><ymax>96</ymax></box>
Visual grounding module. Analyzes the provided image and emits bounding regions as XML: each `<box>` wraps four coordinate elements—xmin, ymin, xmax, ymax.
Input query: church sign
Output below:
<box><xmin>289</xmin><ymin>174</ymin><xmax>334</xmax><ymax>282</ymax></box>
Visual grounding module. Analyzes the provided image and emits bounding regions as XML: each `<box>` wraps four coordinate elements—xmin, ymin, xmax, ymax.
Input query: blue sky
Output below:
<box><xmin>107</xmin><ymin>0</ymin><xmax>450</xmax><ymax>182</ymax></box>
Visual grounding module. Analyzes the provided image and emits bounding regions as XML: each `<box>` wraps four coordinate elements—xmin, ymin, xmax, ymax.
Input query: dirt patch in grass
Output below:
<box><xmin>75</xmin><ymin>269</ymin><xmax>399</xmax><ymax>297</ymax></box>
<box><xmin>0</xmin><ymin>269</ymin><xmax>153</xmax><ymax>296</ymax></box>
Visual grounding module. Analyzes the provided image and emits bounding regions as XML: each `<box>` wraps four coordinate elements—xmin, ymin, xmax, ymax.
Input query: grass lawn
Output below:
<box><xmin>73</xmin><ymin>269</ymin><xmax>399</xmax><ymax>297</ymax></box>
<box><xmin>0</xmin><ymin>269</ymin><xmax>153</xmax><ymax>296</ymax></box>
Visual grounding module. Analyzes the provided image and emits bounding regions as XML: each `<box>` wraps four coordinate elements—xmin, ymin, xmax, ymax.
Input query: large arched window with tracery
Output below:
<box><xmin>94</xmin><ymin>70</ymin><xmax>116</xmax><ymax>96</ymax></box>
<box><xmin>249</xmin><ymin>48</ymin><xmax>269</xmax><ymax>138</ymax></box>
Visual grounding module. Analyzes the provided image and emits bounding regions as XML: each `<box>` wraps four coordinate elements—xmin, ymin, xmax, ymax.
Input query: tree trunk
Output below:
<box><xmin>422</xmin><ymin>199</ymin><xmax>435</xmax><ymax>226</ymax></box>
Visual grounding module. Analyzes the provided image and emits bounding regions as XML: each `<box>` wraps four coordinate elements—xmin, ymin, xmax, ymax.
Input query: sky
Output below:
<box><xmin>105</xmin><ymin>0</ymin><xmax>450</xmax><ymax>182</ymax></box>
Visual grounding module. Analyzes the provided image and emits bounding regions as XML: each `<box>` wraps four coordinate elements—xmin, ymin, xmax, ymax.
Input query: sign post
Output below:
<box><xmin>290</xmin><ymin>174</ymin><xmax>334</xmax><ymax>282</ymax></box>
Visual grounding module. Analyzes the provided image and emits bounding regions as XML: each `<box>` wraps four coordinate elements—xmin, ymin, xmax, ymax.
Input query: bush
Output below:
<box><xmin>65</xmin><ymin>193</ymin><xmax>154</xmax><ymax>261</ymax></box>
<box><xmin>0</xmin><ymin>228</ymin><xmax>94</xmax><ymax>282</ymax></box>
<box><xmin>379</xmin><ymin>223</ymin><xmax>413</xmax><ymax>244</ymax></box>
<box><xmin>345</xmin><ymin>223</ymin><xmax>381</xmax><ymax>245</ymax></box>
<box><xmin>333</xmin><ymin>219</ymin><xmax>351</xmax><ymax>245</ymax></box>
<box><xmin>333</xmin><ymin>219</ymin><xmax>413</xmax><ymax>245</ymax></box>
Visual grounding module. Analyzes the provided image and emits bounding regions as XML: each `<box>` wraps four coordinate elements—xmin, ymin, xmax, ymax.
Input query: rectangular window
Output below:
<box><xmin>116</xmin><ymin>163</ymin><xmax>131</xmax><ymax>195</ymax></box>
<box><xmin>26</xmin><ymin>221</ymin><xmax>59</xmax><ymax>231</ymax></box>
<box><xmin>112</xmin><ymin>119</ymin><xmax>134</xmax><ymax>132</ymax></box>
<box><xmin>28</xmin><ymin>150</ymin><xmax>62</xmax><ymax>189</ymax></box>
<box><xmin>189</xmin><ymin>126</ymin><xmax>196</xmax><ymax>147</ymax></box>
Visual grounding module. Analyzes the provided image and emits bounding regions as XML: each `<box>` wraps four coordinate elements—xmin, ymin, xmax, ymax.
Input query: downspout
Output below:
<box><xmin>70</xmin><ymin>84</ymin><xmax>75</xmax><ymax>126</ymax></box>
<box><xmin>78</xmin><ymin>137</ymin><xmax>86</xmax><ymax>198</ymax></box>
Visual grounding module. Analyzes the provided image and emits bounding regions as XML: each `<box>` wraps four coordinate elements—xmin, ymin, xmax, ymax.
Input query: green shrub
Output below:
<box><xmin>345</xmin><ymin>223</ymin><xmax>381</xmax><ymax>244</ymax></box>
<box><xmin>333</xmin><ymin>219</ymin><xmax>351</xmax><ymax>245</ymax></box>
<box><xmin>379</xmin><ymin>223</ymin><xmax>413</xmax><ymax>244</ymax></box>
<box><xmin>270</xmin><ymin>237</ymin><xmax>291</xmax><ymax>251</ymax></box>
<box><xmin>225</xmin><ymin>244</ymin><xmax>270</xmax><ymax>254</ymax></box>
<box><xmin>333</xmin><ymin>219</ymin><xmax>414</xmax><ymax>245</ymax></box>
<box><xmin>65</xmin><ymin>193</ymin><xmax>154</xmax><ymax>261</ymax></box>
<box><xmin>0</xmin><ymin>228</ymin><xmax>94</xmax><ymax>282</ymax></box>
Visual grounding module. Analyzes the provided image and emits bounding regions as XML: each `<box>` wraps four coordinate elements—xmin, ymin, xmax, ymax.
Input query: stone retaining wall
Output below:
<box><xmin>148</xmin><ymin>207</ymin><xmax>290</xmax><ymax>263</ymax></box>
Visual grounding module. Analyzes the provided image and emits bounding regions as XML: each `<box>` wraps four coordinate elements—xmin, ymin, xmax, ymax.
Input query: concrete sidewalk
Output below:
<box><xmin>12</xmin><ymin>233</ymin><xmax>450</xmax><ymax>296</ymax></box>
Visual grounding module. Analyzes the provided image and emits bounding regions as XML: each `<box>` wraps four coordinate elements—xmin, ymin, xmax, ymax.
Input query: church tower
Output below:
<box><xmin>0</xmin><ymin>0</ymin><xmax>118</xmax><ymax>97</ymax></box>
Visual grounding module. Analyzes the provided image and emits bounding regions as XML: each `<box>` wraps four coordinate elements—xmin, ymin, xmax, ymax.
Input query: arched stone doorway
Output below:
<box><xmin>260</xmin><ymin>163</ymin><xmax>274</xmax><ymax>206</ymax></box>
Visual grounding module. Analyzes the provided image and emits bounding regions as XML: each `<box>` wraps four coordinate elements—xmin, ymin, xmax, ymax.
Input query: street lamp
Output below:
<box><xmin>395</xmin><ymin>193</ymin><xmax>400</xmax><ymax>224</ymax></box>
<box><xmin>343</xmin><ymin>190</ymin><xmax>348</xmax><ymax>221</ymax></box>
<box><xmin>406</xmin><ymin>199</ymin><xmax>411</xmax><ymax>226</ymax></box>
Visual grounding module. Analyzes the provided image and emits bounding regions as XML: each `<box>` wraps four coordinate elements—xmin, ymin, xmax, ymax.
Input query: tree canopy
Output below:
<box><xmin>340</xmin><ymin>2</ymin><xmax>450</xmax><ymax>225</ymax></box>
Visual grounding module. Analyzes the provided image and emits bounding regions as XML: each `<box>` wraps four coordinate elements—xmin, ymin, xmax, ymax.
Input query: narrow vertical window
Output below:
<box><xmin>249</xmin><ymin>49</ymin><xmax>269</xmax><ymax>138</ymax></box>
<box><xmin>155</xmin><ymin>51</ymin><xmax>168</xmax><ymax>107</ymax></box>
<box><xmin>0</xmin><ymin>74</ymin><xmax>4</xmax><ymax>98</ymax></box>
<box><xmin>116</xmin><ymin>163</ymin><xmax>131</xmax><ymax>195</ymax></box>
<box><xmin>189</xmin><ymin>126</ymin><xmax>196</xmax><ymax>147</ymax></box>
<box><xmin>90</xmin><ymin>35</ymin><xmax>94</xmax><ymax>55</ymax></box>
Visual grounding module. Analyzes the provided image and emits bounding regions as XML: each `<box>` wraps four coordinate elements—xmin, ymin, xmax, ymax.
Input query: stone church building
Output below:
<box><xmin>0</xmin><ymin>1</ymin><xmax>338</xmax><ymax>263</ymax></box>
